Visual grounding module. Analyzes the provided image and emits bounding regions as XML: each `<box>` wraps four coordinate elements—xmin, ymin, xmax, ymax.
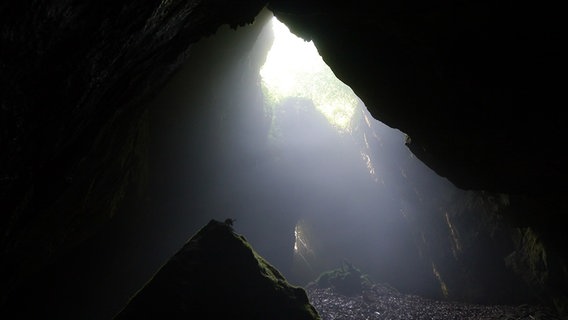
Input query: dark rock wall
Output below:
<box><xmin>1</xmin><ymin>5</ymin><xmax>274</xmax><ymax>318</ymax></box>
<box><xmin>0</xmin><ymin>0</ymin><xmax>265</xmax><ymax>312</ymax></box>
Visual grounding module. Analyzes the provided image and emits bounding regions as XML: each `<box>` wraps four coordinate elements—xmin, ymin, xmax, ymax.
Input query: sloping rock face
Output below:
<box><xmin>114</xmin><ymin>219</ymin><xmax>320</xmax><ymax>320</ymax></box>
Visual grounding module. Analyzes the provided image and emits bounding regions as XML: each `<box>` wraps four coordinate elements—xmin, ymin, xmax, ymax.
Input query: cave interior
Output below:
<box><xmin>0</xmin><ymin>1</ymin><xmax>566</xmax><ymax>319</ymax></box>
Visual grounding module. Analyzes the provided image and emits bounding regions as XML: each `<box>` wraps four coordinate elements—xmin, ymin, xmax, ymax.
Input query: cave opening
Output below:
<box><xmin>130</xmin><ymin>8</ymin><xmax>539</xmax><ymax>316</ymax></box>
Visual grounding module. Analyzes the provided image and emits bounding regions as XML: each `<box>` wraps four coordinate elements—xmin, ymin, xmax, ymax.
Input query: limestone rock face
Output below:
<box><xmin>114</xmin><ymin>219</ymin><xmax>320</xmax><ymax>320</ymax></box>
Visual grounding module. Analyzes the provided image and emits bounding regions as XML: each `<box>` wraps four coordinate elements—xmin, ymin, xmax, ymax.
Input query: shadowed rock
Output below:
<box><xmin>114</xmin><ymin>219</ymin><xmax>320</xmax><ymax>319</ymax></box>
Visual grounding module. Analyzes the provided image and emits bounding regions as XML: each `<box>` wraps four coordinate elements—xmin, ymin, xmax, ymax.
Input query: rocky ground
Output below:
<box><xmin>306</xmin><ymin>283</ymin><xmax>564</xmax><ymax>320</ymax></box>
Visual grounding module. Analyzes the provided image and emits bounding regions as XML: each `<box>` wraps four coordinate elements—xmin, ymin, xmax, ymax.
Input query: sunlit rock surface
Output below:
<box><xmin>114</xmin><ymin>219</ymin><xmax>320</xmax><ymax>319</ymax></box>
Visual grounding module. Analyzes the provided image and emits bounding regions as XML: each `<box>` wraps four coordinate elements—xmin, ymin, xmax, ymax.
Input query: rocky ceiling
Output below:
<box><xmin>1</xmin><ymin>0</ymin><xmax>566</xmax><ymax>318</ymax></box>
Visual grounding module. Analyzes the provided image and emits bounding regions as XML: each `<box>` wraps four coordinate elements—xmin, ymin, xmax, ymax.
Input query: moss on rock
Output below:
<box><xmin>114</xmin><ymin>219</ymin><xmax>320</xmax><ymax>319</ymax></box>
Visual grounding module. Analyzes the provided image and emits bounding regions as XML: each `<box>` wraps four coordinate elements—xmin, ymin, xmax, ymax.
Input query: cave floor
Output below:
<box><xmin>306</xmin><ymin>283</ymin><xmax>562</xmax><ymax>320</ymax></box>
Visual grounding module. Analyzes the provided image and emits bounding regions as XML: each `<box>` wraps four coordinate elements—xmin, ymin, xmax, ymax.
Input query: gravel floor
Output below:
<box><xmin>306</xmin><ymin>283</ymin><xmax>564</xmax><ymax>320</ymax></box>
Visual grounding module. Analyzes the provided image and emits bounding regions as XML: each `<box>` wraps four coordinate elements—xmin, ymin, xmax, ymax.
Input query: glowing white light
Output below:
<box><xmin>260</xmin><ymin>17</ymin><xmax>358</xmax><ymax>132</ymax></box>
<box><xmin>260</xmin><ymin>20</ymin><xmax>325</xmax><ymax>94</ymax></box>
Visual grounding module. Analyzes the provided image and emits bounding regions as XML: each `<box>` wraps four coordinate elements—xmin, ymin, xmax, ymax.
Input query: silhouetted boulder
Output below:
<box><xmin>114</xmin><ymin>219</ymin><xmax>320</xmax><ymax>319</ymax></box>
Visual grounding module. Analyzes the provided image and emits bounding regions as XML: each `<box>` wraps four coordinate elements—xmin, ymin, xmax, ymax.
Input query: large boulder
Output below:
<box><xmin>114</xmin><ymin>219</ymin><xmax>320</xmax><ymax>319</ymax></box>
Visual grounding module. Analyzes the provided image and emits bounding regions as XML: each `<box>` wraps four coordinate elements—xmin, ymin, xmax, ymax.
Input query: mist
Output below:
<box><xmin>145</xmin><ymin>10</ymin><xmax>461</xmax><ymax>295</ymax></box>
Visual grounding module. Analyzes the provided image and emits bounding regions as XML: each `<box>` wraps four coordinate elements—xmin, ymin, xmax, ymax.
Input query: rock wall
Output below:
<box><xmin>0</xmin><ymin>0</ymin><xmax>266</xmax><ymax>312</ymax></box>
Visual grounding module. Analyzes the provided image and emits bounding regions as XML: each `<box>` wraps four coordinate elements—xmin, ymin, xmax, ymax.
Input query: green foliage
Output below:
<box><xmin>505</xmin><ymin>227</ymin><xmax>550</xmax><ymax>287</ymax></box>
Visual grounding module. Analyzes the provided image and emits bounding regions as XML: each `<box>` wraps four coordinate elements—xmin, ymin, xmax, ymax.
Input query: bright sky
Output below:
<box><xmin>260</xmin><ymin>17</ymin><xmax>358</xmax><ymax>132</ymax></box>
